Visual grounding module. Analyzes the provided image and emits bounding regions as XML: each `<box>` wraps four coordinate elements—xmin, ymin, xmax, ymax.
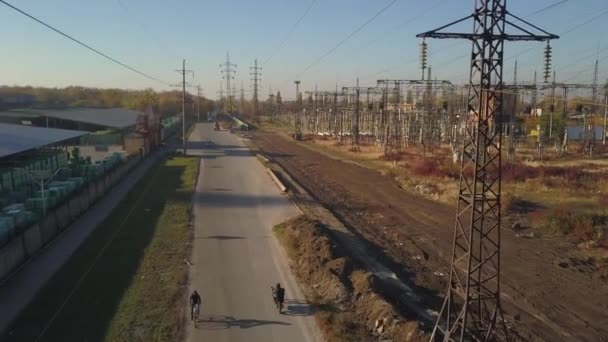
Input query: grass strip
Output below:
<box><xmin>4</xmin><ymin>155</ymin><xmax>198</xmax><ymax>342</ymax></box>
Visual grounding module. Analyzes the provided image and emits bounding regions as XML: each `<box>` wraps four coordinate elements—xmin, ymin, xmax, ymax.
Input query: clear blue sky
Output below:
<box><xmin>1</xmin><ymin>0</ymin><xmax>607</xmax><ymax>100</ymax></box>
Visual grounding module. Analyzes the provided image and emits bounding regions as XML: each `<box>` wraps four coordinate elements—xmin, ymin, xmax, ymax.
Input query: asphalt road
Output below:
<box><xmin>186</xmin><ymin>123</ymin><xmax>322</xmax><ymax>342</ymax></box>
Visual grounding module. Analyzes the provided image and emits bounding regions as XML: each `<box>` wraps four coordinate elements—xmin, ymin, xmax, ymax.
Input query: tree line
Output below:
<box><xmin>0</xmin><ymin>85</ymin><xmax>215</xmax><ymax>117</ymax></box>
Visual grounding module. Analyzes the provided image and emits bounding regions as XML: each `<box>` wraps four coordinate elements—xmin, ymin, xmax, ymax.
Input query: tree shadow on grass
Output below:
<box><xmin>3</xmin><ymin>157</ymin><xmax>194</xmax><ymax>342</ymax></box>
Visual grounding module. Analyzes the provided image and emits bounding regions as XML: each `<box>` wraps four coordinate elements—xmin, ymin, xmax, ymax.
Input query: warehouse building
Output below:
<box><xmin>0</xmin><ymin>123</ymin><xmax>88</xmax><ymax>243</ymax></box>
<box><xmin>0</xmin><ymin>107</ymin><xmax>162</xmax><ymax>160</ymax></box>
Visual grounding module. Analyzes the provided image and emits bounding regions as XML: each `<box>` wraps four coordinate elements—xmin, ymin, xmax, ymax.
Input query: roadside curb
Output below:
<box><xmin>257</xmin><ymin>153</ymin><xmax>270</xmax><ymax>163</ymax></box>
<box><xmin>265</xmin><ymin>167</ymin><xmax>287</xmax><ymax>193</ymax></box>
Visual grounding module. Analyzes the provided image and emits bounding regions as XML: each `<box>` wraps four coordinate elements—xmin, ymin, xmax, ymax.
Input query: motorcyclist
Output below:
<box><xmin>190</xmin><ymin>290</ymin><xmax>202</xmax><ymax>320</ymax></box>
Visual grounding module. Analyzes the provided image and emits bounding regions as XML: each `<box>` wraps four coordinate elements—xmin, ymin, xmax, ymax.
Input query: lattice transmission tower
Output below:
<box><xmin>220</xmin><ymin>51</ymin><xmax>237</xmax><ymax>114</ymax></box>
<box><xmin>417</xmin><ymin>1</ymin><xmax>558</xmax><ymax>340</ymax></box>
<box><xmin>250</xmin><ymin>59</ymin><xmax>262</xmax><ymax>123</ymax></box>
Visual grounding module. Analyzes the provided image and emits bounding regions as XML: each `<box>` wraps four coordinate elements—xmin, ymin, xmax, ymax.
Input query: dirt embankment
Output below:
<box><xmin>253</xmin><ymin>131</ymin><xmax>608</xmax><ymax>342</ymax></box>
<box><xmin>275</xmin><ymin>216</ymin><xmax>427</xmax><ymax>342</ymax></box>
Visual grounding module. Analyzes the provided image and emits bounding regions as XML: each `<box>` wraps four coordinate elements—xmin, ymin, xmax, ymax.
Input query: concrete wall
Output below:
<box><xmin>68</xmin><ymin>197</ymin><xmax>81</xmax><ymax>220</ymax></box>
<box><xmin>79</xmin><ymin>188</ymin><xmax>91</xmax><ymax>211</ymax></box>
<box><xmin>55</xmin><ymin>204</ymin><xmax>71</xmax><ymax>230</ymax></box>
<box><xmin>0</xmin><ymin>238</ymin><xmax>26</xmax><ymax>282</ymax></box>
<box><xmin>96</xmin><ymin>179</ymin><xmax>106</xmax><ymax>198</ymax></box>
<box><xmin>0</xmin><ymin>155</ymin><xmax>145</xmax><ymax>282</ymax></box>
<box><xmin>40</xmin><ymin>215</ymin><xmax>58</xmax><ymax>245</ymax></box>
<box><xmin>23</xmin><ymin>224</ymin><xmax>42</xmax><ymax>256</ymax></box>
<box><xmin>88</xmin><ymin>182</ymin><xmax>98</xmax><ymax>202</ymax></box>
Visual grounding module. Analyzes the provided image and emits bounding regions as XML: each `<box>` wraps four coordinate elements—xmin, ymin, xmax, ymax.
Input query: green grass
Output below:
<box><xmin>3</xmin><ymin>155</ymin><xmax>199</xmax><ymax>342</ymax></box>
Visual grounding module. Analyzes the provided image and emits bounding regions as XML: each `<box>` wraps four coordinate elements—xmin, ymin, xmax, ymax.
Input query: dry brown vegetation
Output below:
<box><xmin>286</xmin><ymin>133</ymin><xmax>608</xmax><ymax>251</ymax></box>
<box><xmin>274</xmin><ymin>216</ymin><xmax>428</xmax><ymax>342</ymax></box>
<box><xmin>251</xmin><ymin>128</ymin><xmax>608</xmax><ymax>340</ymax></box>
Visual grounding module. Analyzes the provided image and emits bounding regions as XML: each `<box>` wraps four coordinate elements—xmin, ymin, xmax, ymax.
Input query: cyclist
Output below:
<box><xmin>190</xmin><ymin>290</ymin><xmax>202</xmax><ymax>321</ymax></box>
<box><xmin>272</xmin><ymin>283</ymin><xmax>285</xmax><ymax>313</ymax></box>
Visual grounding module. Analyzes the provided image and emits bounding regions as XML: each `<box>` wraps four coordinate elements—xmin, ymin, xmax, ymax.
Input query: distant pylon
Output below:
<box><xmin>220</xmin><ymin>51</ymin><xmax>237</xmax><ymax>114</ymax></box>
<box><xmin>250</xmin><ymin>58</ymin><xmax>262</xmax><ymax>123</ymax></box>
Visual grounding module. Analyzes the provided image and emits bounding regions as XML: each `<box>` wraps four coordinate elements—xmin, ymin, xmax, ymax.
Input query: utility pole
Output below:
<box><xmin>353</xmin><ymin>78</ymin><xmax>361</xmax><ymax>151</ymax></box>
<box><xmin>418</xmin><ymin>1</ymin><xmax>557</xmax><ymax>340</ymax></box>
<box><xmin>333</xmin><ymin>83</ymin><xmax>339</xmax><ymax>137</ymax></box>
<box><xmin>602</xmin><ymin>93</ymin><xmax>608</xmax><ymax>145</ymax></box>
<box><xmin>508</xmin><ymin>60</ymin><xmax>518</xmax><ymax>159</ymax></box>
<box><xmin>592</xmin><ymin>59</ymin><xmax>599</xmax><ymax>113</ymax></box>
<box><xmin>268</xmin><ymin>83</ymin><xmax>275</xmax><ymax>120</ymax></box>
<box><xmin>175</xmin><ymin>59</ymin><xmax>193</xmax><ymax>154</ymax></box>
<box><xmin>197</xmin><ymin>85</ymin><xmax>202</xmax><ymax>122</ymax></box>
<box><xmin>250</xmin><ymin>58</ymin><xmax>262</xmax><ymax>123</ymax></box>
<box><xmin>532</xmin><ymin>70</ymin><xmax>538</xmax><ymax>114</ymax></box>
<box><xmin>550</xmin><ymin>70</ymin><xmax>556</xmax><ymax>139</ymax></box>
<box><xmin>240</xmin><ymin>81</ymin><xmax>245</xmax><ymax>114</ymax></box>
<box><xmin>294</xmin><ymin>80</ymin><xmax>302</xmax><ymax>140</ymax></box>
<box><xmin>220</xmin><ymin>51</ymin><xmax>237</xmax><ymax>115</ymax></box>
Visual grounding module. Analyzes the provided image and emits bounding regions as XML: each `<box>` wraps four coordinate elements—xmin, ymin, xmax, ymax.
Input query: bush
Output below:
<box><xmin>502</xmin><ymin>163</ymin><xmax>538</xmax><ymax>182</ymax></box>
<box><xmin>544</xmin><ymin>206</ymin><xmax>575</xmax><ymax>235</ymax></box>
<box><xmin>412</xmin><ymin>158</ymin><xmax>442</xmax><ymax>177</ymax></box>
<box><xmin>572</xmin><ymin>215</ymin><xmax>596</xmax><ymax>242</ymax></box>
<box><xmin>382</xmin><ymin>151</ymin><xmax>403</xmax><ymax>161</ymax></box>
<box><xmin>543</xmin><ymin>207</ymin><xmax>605</xmax><ymax>242</ymax></box>
<box><xmin>411</xmin><ymin>157</ymin><xmax>460</xmax><ymax>179</ymax></box>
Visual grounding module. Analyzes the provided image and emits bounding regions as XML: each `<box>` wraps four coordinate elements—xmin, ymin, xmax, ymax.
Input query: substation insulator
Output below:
<box><xmin>420</xmin><ymin>39</ymin><xmax>428</xmax><ymax>71</ymax></box>
<box><xmin>543</xmin><ymin>41</ymin><xmax>552</xmax><ymax>83</ymax></box>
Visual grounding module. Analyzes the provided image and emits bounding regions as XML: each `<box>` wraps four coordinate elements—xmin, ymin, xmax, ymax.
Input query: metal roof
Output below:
<box><xmin>38</xmin><ymin>108</ymin><xmax>141</xmax><ymax>129</ymax></box>
<box><xmin>0</xmin><ymin>123</ymin><xmax>88</xmax><ymax>159</ymax></box>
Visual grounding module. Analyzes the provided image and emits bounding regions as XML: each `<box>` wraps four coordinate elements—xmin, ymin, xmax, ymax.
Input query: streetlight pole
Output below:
<box><xmin>21</xmin><ymin>167</ymin><xmax>62</xmax><ymax>217</ymax></box>
<box><xmin>294</xmin><ymin>80</ymin><xmax>301</xmax><ymax>140</ymax></box>
<box><xmin>603</xmin><ymin>95</ymin><xmax>607</xmax><ymax>145</ymax></box>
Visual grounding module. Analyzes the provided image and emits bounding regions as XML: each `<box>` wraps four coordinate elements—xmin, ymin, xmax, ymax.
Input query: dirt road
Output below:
<box><xmin>253</xmin><ymin>131</ymin><xmax>608</xmax><ymax>342</ymax></box>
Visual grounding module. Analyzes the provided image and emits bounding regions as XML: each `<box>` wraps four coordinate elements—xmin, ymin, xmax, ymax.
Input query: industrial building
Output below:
<box><xmin>0</xmin><ymin>123</ymin><xmax>88</xmax><ymax>243</ymax></box>
<box><xmin>0</xmin><ymin>107</ymin><xmax>165</xmax><ymax>159</ymax></box>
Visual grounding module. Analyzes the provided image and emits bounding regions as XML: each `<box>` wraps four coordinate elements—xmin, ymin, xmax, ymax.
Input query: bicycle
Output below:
<box><xmin>192</xmin><ymin>303</ymin><xmax>200</xmax><ymax>327</ymax></box>
<box><xmin>271</xmin><ymin>286</ymin><xmax>284</xmax><ymax>313</ymax></box>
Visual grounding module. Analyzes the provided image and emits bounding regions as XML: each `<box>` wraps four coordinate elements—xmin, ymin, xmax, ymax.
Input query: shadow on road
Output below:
<box><xmin>193</xmin><ymin>192</ymin><xmax>291</xmax><ymax>208</ymax></box>
<box><xmin>200</xmin><ymin>235</ymin><xmax>245</xmax><ymax>240</ymax></box>
<box><xmin>196</xmin><ymin>315</ymin><xmax>291</xmax><ymax>330</ymax></box>
<box><xmin>283</xmin><ymin>299</ymin><xmax>316</xmax><ymax>316</ymax></box>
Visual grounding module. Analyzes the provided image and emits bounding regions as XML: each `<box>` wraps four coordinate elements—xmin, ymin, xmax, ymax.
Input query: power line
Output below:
<box><xmin>507</xmin><ymin>6</ymin><xmax>608</xmax><ymax>61</ymax></box>
<box><xmin>561</xmin><ymin>7</ymin><xmax>608</xmax><ymax>36</ymax></box>
<box><xmin>359</xmin><ymin>0</ymin><xmax>445</xmax><ymax>50</ymax></box>
<box><xmin>296</xmin><ymin>0</ymin><xmax>399</xmax><ymax>77</ymax></box>
<box><xmin>263</xmin><ymin>0</ymin><xmax>318</xmax><ymax>66</ymax></box>
<box><xmin>0</xmin><ymin>0</ymin><xmax>170</xmax><ymax>85</ymax></box>
<box><xmin>369</xmin><ymin>0</ymin><xmax>569</xmax><ymax>79</ymax></box>
<box><xmin>523</xmin><ymin>0</ymin><xmax>569</xmax><ymax>18</ymax></box>
<box><xmin>560</xmin><ymin>50</ymin><xmax>608</xmax><ymax>83</ymax></box>
<box><xmin>441</xmin><ymin>8</ymin><xmax>608</xmax><ymax>82</ymax></box>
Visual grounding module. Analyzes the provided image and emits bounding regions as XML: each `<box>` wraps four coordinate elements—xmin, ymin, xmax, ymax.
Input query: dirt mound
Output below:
<box><xmin>275</xmin><ymin>216</ymin><xmax>427</xmax><ymax>341</ymax></box>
